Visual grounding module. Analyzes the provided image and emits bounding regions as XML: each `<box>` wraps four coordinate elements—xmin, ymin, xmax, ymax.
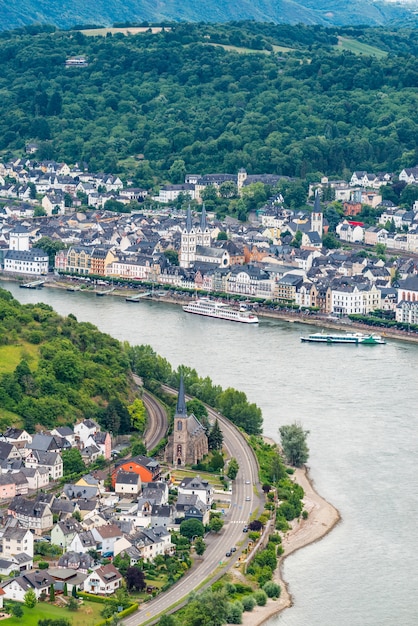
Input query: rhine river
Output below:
<box><xmin>3</xmin><ymin>281</ymin><xmax>418</xmax><ymax>626</ymax></box>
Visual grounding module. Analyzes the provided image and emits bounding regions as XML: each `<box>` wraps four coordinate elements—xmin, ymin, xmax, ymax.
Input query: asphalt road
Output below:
<box><xmin>124</xmin><ymin>397</ymin><xmax>263</xmax><ymax>626</ymax></box>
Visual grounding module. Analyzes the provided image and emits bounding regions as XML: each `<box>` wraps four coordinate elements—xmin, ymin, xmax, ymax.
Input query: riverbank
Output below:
<box><xmin>241</xmin><ymin>465</ymin><xmax>341</xmax><ymax>626</ymax></box>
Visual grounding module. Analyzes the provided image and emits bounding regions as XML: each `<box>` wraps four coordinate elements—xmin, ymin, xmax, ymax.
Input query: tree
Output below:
<box><xmin>125</xmin><ymin>566</ymin><xmax>146</xmax><ymax>592</ymax></box>
<box><xmin>179</xmin><ymin>518</ymin><xmax>205</xmax><ymax>539</ymax></box>
<box><xmin>227</xmin><ymin>457</ymin><xmax>239</xmax><ymax>480</ymax></box>
<box><xmin>128</xmin><ymin>398</ymin><xmax>146</xmax><ymax>433</ymax></box>
<box><xmin>322</xmin><ymin>233</ymin><xmax>341</xmax><ymax>249</ymax></box>
<box><xmin>50</xmin><ymin>584</ymin><xmax>55</xmax><ymax>601</ymax></box>
<box><xmin>11</xmin><ymin>605</ymin><xmax>24</xmax><ymax>619</ymax></box>
<box><xmin>67</xmin><ymin>597</ymin><xmax>79</xmax><ymax>611</ymax></box>
<box><xmin>186</xmin><ymin>399</ymin><xmax>208</xmax><ymax>422</ymax></box>
<box><xmin>131</xmin><ymin>438</ymin><xmax>147</xmax><ymax>457</ymax></box>
<box><xmin>163</xmin><ymin>249</ymin><xmax>179</xmax><ymax>266</ymax></box>
<box><xmin>217</xmin><ymin>231</ymin><xmax>228</xmax><ymax>240</ymax></box>
<box><xmin>208</xmin><ymin>515</ymin><xmax>224</xmax><ymax>533</ymax></box>
<box><xmin>168</xmin><ymin>159</ymin><xmax>186</xmax><ymax>184</ymax></box>
<box><xmin>279</xmin><ymin>423</ymin><xmax>310</xmax><ymax>467</ymax></box>
<box><xmin>208</xmin><ymin>419</ymin><xmax>223</xmax><ymax>451</ymax></box>
<box><xmin>62</xmin><ymin>448</ymin><xmax>86</xmax><ymax>476</ymax></box>
<box><xmin>248</xmin><ymin>519</ymin><xmax>263</xmax><ymax>532</ymax></box>
<box><xmin>63</xmin><ymin>582</ymin><xmax>68</xmax><ymax>596</ymax></box>
<box><xmin>24</xmin><ymin>588</ymin><xmax>37</xmax><ymax>608</ymax></box>
<box><xmin>194</xmin><ymin>536</ymin><xmax>206</xmax><ymax>556</ymax></box>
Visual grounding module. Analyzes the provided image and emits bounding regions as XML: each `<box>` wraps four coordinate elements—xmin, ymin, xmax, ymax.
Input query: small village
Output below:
<box><xmin>0</xmin><ymin>377</ymin><xmax>238</xmax><ymax>612</ymax></box>
<box><xmin>1</xmin><ymin>157</ymin><xmax>418</xmax><ymax>326</ymax></box>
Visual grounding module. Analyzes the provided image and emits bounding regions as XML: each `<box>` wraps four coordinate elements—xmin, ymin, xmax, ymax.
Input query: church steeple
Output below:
<box><xmin>185</xmin><ymin>205</ymin><xmax>193</xmax><ymax>232</ymax></box>
<box><xmin>175</xmin><ymin>375</ymin><xmax>188</xmax><ymax>417</ymax></box>
<box><xmin>200</xmin><ymin>203</ymin><xmax>207</xmax><ymax>231</ymax></box>
<box><xmin>313</xmin><ymin>189</ymin><xmax>322</xmax><ymax>214</ymax></box>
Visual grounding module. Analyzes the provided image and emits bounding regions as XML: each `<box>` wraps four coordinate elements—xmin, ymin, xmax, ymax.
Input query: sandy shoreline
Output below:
<box><xmin>241</xmin><ymin>465</ymin><xmax>341</xmax><ymax>626</ymax></box>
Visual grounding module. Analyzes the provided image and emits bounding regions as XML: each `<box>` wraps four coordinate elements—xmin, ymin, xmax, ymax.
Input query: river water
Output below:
<box><xmin>4</xmin><ymin>281</ymin><xmax>418</xmax><ymax>626</ymax></box>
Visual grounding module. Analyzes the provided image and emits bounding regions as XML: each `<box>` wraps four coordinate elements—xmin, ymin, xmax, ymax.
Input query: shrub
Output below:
<box><xmin>302</xmin><ymin>510</ymin><xmax>309</xmax><ymax>519</ymax></box>
<box><xmin>241</xmin><ymin>595</ymin><xmax>256</xmax><ymax>612</ymax></box>
<box><xmin>254</xmin><ymin>590</ymin><xmax>268</xmax><ymax>606</ymax></box>
<box><xmin>38</xmin><ymin>561</ymin><xmax>49</xmax><ymax>569</ymax></box>
<box><xmin>226</xmin><ymin>601</ymin><xmax>243</xmax><ymax>624</ymax></box>
<box><xmin>263</xmin><ymin>581</ymin><xmax>281</xmax><ymax>599</ymax></box>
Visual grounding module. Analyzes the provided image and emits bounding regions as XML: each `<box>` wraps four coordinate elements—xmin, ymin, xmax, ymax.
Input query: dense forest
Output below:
<box><xmin>1</xmin><ymin>23</ymin><xmax>418</xmax><ymax>187</ymax></box>
<box><xmin>0</xmin><ymin>289</ymin><xmax>263</xmax><ymax>436</ymax></box>
<box><xmin>1</xmin><ymin>0</ymin><xmax>417</xmax><ymax>32</ymax></box>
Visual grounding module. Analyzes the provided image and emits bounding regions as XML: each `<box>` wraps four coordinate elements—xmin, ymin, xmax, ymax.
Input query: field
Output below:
<box><xmin>336</xmin><ymin>36</ymin><xmax>387</xmax><ymax>58</ymax></box>
<box><xmin>3</xmin><ymin>601</ymin><xmax>103</xmax><ymax>626</ymax></box>
<box><xmin>207</xmin><ymin>43</ymin><xmax>293</xmax><ymax>55</ymax></box>
<box><xmin>0</xmin><ymin>342</ymin><xmax>39</xmax><ymax>375</ymax></box>
<box><xmin>78</xmin><ymin>27</ymin><xmax>168</xmax><ymax>37</ymax></box>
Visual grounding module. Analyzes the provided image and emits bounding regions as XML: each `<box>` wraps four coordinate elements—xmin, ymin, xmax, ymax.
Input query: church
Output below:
<box><xmin>165</xmin><ymin>376</ymin><xmax>209</xmax><ymax>466</ymax></box>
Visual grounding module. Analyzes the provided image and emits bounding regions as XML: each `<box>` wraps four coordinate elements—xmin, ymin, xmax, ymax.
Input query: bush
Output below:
<box><xmin>226</xmin><ymin>601</ymin><xmax>243</xmax><ymax>624</ymax></box>
<box><xmin>254</xmin><ymin>590</ymin><xmax>268</xmax><ymax>606</ymax></box>
<box><xmin>241</xmin><ymin>595</ymin><xmax>256</xmax><ymax>612</ymax></box>
<box><xmin>263</xmin><ymin>581</ymin><xmax>281</xmax><ymax>599</ymax></box>
<box><xmin>77</xmin><ymin>592</ymin><xmax>110</xmax><ymax>604</ymax></box>
<box><xmin>38</xmin><ymin>561</ymin><xmax>49</xmax><ymax>569</ymax></box>
<box><xmin>302</xmin><ymin>510</ymin><xmax>309</xmax><ymax>519</ymax></box>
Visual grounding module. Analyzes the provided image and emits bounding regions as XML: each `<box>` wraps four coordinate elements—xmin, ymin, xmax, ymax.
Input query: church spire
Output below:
<box><xmin>314</xmin><ymin>189</ymin><xmax>322</xmax><ymax>213</ymax></box>
<box><xmin>175</xmin><ymin>374</ymin><xmax>188</xmax><ymax>417</ymax></box>
<box><xmin>200</xmin><ymin>203</ymin><xmax>207</xmax><ymax>231</ymax></box>
<box><xmin>185</xmin><ymin>205</ymin><xmax>192</xmax><ymax>232</ymax></box>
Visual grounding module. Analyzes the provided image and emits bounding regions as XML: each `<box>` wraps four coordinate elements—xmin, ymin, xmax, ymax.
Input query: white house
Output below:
<box><xmin>84</xmin><ymin>564</ymin><xmax>122</xmax><ymax>595</ymax></box>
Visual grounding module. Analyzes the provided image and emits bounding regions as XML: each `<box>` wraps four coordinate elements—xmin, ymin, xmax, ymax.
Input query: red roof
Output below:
<box><xmin>348</xmin><ymin>221</ymin><xmax>364</xmax><ymax>227</ymax></box>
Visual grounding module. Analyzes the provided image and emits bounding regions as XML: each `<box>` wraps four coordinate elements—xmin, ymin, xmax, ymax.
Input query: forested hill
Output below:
<box><xmin>1</xmin><ymin>23</ymin><xmax>418</xmax><ymax>184</ymax></box>
<box><xmin>0</xmin><ymin>0</ymin><xmax>416</xmax><ymax>31</ymax></box>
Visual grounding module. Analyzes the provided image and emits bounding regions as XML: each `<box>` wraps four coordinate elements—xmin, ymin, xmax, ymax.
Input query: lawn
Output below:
<box><xmin>3</xmin><ymin>600</ymin><xmax>103</xmax><ymax>626</ymax></box>
<box><xmin>172</xmin><ymin>468</ymin><xmax>224</xmax><ymax>489</ymax></box>
<box><xmin>0</xmin><ymin>342</ymin><xmax>39</xmax><ymax>375</ymax></box>
<box><xmin>336</xmin><ymin>36</ymin><xmax>387</xmax><ymax>58</ymax></box>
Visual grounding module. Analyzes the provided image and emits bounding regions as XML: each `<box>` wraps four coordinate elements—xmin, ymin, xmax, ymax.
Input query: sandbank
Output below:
<box><xmin>240</xmin><ymin>464</ymin><xmax>340</xmax><ymax>626</ymax></box>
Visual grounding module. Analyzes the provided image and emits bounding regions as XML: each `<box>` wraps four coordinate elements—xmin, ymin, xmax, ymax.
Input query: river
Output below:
<box><xmin>4</xmin><ymin>281</ymin><xmax>418</xmax><ymax>626</ymax></box>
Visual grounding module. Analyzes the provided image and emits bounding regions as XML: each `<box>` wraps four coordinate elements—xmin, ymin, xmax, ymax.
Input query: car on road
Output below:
<box><xmin>245</xmin><ymin>480</ymin><xmax>251</xmax><ymax>484</ymax></box>
<box><xmin>245</xmin><ymin>496</ymin><xmax>251</xmax><ymax>501</ymax></box>
<box><xmin>243</xmin><ymin>526</ymin><xmax>248</xmax><ymax>533</ymax></box>
<box><xmin>231</xmin><ymin>547</ymin><xmax>236</xmax><ymax>553</ymax></box>
<box><xmin>226</xmin><ymin>552</ymin><xmax>231</xmax><ymax>557</ymax></box>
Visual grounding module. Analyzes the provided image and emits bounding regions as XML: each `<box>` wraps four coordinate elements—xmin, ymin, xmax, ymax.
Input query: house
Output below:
<box><xmin>86</xmin><ymin>431</ymin><xmax>111</xmax><ymax>460</ymax></box>
<box><xmin>51</xmin><ymin>519</ymin><xmax>84</xmax><ymax>549</ymax></box>
<box><xmin>2</xmin><ymin>570</ymin><xmax>55</xmax><ymax>602</ymax></box>
<box><xmin>20</xmin><ymin>467</ymin><xmax>49</xmax><ymax>491</ymax></box>
<box><xmin>133</xmin><ymin>527</ymin><xmax>173</xmax><ymax>562</ymax></box>
<box><xmin>48</xmin><ymin>566</ymin><xmax>87</xmax><ymax>594</ymax></box>
<box><xmin>68</xmin><ymin>530</ymin><xmax>97</xmax><ymax>554</ymax></box>
<box><xmin>57</xmin><ymin>551</ymin><xmax>94</xmax><ymax>573</ymax></box>
<box><xmin>50</xmin><ymin>427</ymin><xmax>76</xmax><ymax>447</ymax></box>
<box><xmin>112</xmin><ymin>455</ymin><xmax>161</xmax><ymax>487</ymax></box>
<box><xmin>2</xmin><ymin>429</ymin><xmax>32</xmax><ymax>450</ymax></box>
<box><xmin>0</xmin><ymin>442</ymin><xmax>20</xmax><ymax>463</ymax></box>
<box><xmin>74</xmin><ymin>419</ymin><xmax>100</xmax><ymax>447</ymax></box>
<box><xmin>115</xmin><ymin>471</ymin><xmax>142</xmax><ymax>497</ymax></box>
<box><xmin>175</xmin><ymin>494</ymin><xmax>209</xmax><ymax>524</ymax></box>
<box><xmin>177</xmin><ymin>476</ymin><xmax>213</xmax><ymax>508</ymax></box>
<box><xmin>84</xmin><ymin>564</ymin><xmax>122</xmax><ymax>595</ymax></box>
<box><xmin>0</xmin><ymin>475</ymin><xmax>17</xmax><ymax>500</ymax></box>
<box><xmin>7</xmin><ymin>496</ymin><xmax>53</xmax><ymax>534</ymax></box>
<box><xmin>0</xmin><ymin>526</ymin><xmax>34</xmax><ymax>559</ymax></box>
<box><xmin>24</xmin><ymin>450</ymin><xmax>63</xmax><ymax>480</ymax></box>
<box><xmin>30</xmin><ymin>433</ymin><xmax>69</xmax><ymax>454</ymax></box>
<box><xmin>91</xmin><ymin>524</ymin><xmax>123</xmax><ymax>555</ymax></box>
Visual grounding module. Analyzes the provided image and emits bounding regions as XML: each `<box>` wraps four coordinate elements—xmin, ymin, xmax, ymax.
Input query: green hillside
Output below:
<box><xmin>0</xmin><ymin>289</ymin><xmax>135</xmax><ymax>433</ymax></box>
<box><xmin>0</xmin><ymin>0</ymin><xmax>416</xmax><ymax>31</ymax></box>
<box><xmin>0</xmin><ymin>23</ymin><xmax>416</xmax><ymax>184</ymax></box>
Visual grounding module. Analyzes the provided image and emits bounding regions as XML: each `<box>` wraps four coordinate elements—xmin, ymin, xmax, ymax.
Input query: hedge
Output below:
<box><xmin>77</xmin><ymin>592</ymin><xmax>110</xmax><ymax>603</ymax></box>
<box><xmin>118</xmin><ymin>604</ymin><xmax>138</xmax><ymax>618</ymax></box>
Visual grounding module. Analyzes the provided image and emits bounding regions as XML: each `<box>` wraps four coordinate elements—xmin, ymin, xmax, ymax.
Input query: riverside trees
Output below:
<box><xmin>279</xmin><ymin>423</ymin><xmax>310</xmax><ymax>467</ymax></box>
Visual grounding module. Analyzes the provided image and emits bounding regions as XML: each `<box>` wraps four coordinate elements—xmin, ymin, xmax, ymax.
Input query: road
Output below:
<box><xmin>124</xmin><ymin>394</ymin><xmax>263</xmax><ymax>626</ymax></box>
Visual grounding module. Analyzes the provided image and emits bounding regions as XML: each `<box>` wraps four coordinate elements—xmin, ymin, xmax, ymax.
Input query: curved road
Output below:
<box><xmin>124</xmin><ymin>390</ymin><xmax>263</xmax><ymax>626</ymax></box>
<box><xmin>132</xmin><ymin>374</ymin><xmax>168</xmax><ymax>453</ymax></box>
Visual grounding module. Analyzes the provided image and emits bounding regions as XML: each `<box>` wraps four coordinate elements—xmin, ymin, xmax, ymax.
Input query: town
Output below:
<box><xmin>1</xmin><ymin>157</ymin><xmax>418</xmax><ymax>327</ymax></box>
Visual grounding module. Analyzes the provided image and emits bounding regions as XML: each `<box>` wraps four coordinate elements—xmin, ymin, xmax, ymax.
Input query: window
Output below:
<box><xmin>177</xmin><ymin>421</ymin><xmax>182</xmax><ymax>431</ymax></box>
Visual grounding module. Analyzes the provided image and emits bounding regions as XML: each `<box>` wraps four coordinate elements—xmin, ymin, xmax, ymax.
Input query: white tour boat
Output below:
<box><xmin>183</xmin><ymin>298</ymin><xmax>259</xmax><ymax>324</ymax></box>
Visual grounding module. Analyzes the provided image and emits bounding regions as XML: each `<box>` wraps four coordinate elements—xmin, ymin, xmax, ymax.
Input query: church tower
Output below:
<box><xmin>180</xmin><ymin>206</ymin><xmax>196</xmax><ymax>268</ymax></box>
<box><xmin>172</xmin><ymin>375</ymin><xmax>189</xmax><ymax>466</ymax></box>
<box><xmin>165</xmin><ymin>375</ymin><xmax>209</xmax><ymax>467</ymax></box>
<box><xmin>196</xmin><ymin>204</ymin><xmax>211</xmax><ymax>248</ymax></box>
<box><xmin>237</xmin><ymin>168</ymin><xmax>247</xmax><ymax>194</ymax></box>
<box><xmin>311</xmin><ymin>190</ymin><xmax>323</xmax><ymax>238</ymax></box>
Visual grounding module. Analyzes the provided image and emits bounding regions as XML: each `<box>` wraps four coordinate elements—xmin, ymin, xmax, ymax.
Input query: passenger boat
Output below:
<box><xmin>183</xmin><ymin>298</ymin><xmax>259</xmax><ymax>324</ymax></box>
<box><xmin>300</xmin><ymin>332</ymin><xmax>386</xmax><ymax>345</ymax></box>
